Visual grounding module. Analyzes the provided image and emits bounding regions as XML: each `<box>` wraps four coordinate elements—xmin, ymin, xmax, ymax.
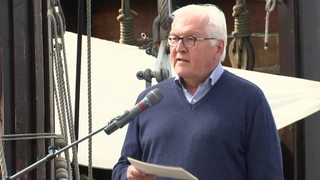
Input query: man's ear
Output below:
<box><xmin>214</xmin><ymin>40</ymin><xmax>224</xmax><ymax>60</ymax></box>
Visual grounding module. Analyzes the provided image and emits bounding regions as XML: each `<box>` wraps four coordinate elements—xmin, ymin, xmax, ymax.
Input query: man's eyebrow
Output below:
<box><xmin>169</xmin><ymin>33</ymin><xmax>200</xmax><ymax>37</ymax></box>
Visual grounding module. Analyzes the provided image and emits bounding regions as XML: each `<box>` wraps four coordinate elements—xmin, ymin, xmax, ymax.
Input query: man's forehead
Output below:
<box><xmin>171</xmin><ymin>16</ymin><xmax>208</xmax><ymax>34</ymax></box>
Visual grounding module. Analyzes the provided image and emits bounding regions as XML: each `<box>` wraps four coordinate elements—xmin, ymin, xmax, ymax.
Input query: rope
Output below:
<box><xmin>53</xmin><ymin>73</ymin><xmax>73</xmax><ymax>180</ymax></box>
<box><xmin>264</xmin><ymin>0</ymin><xmax>276</xmax><ymax>50</ymax></box>
<box><xmin>0</xmin><ymin>132</ymin><xmax>65</xmax><ymax>178</ymax></box>
<box><xmin>158</xmin><ymin>0</ymin><xmax>172</xmax><ymax>31</ymax></box>
<box><xmin>230</xmin><ymin>0</ymin><xmax>251</xmax><ymax>68</ymax></box>
<box><xmin>49</xmin><ymin>1</ymin><xmax>81</xmax><ymax>179</ymax></box>
<box><xmin>48</xmin><ymin>6</ymin><xmax>73</xmax><ymax>180</ymax></box>
<box><xmin>1</xmin><ymin>133</ymin><xmax>58</xmax><ymax>141</ymax></box>
<box><xmin>53</xmin><ymin>75</ymin><xmax>73</xmax><ymax>180</ymax></box>
<box><xmin>0</xmin><ymin>132</ymin><xmax>60</xmax><ymax>178</ymax></box>
<box><xmin>0</xmin><ymin>134</ymin><xmax>8</xmax><ymax>178</ymax></box>
<box><xmin>57</xmin><ymin>13</ymin><xmax>81</xmax><ymax>180</ymax></box>
<box><xmin>117</xmin><ymin>0</ymin><xmax>137</xmax><ymax>45</ymax></box>
<box><xmin>51</xmin><ymin>21</ymin><xmax>74</xmax><ymax>180</ymax></box>
<box><xmin>54</xmin><ymin>136</ymin><xmax>68</xmax><ymax>180</ymax></box>
<box><xmin>55</xmin><ymin>156</ymin><xmax>68</xmax><ymax>179</ymax></box>
<box><xmin>86</xmin><ymin>0</ymin><xmax>93</xmax><ymax>179</ymax></box>
<box><xmin>232</xmin><ymin>0</ymin><xmax>251</xmax><ymax>38</ymax></box>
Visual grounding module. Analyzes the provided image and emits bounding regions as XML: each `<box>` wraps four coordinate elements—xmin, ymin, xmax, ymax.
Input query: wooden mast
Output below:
<box><xmin>0</xmin><ymin>0</ymin><xmax>54</xmax><ymax>179</ymax></box>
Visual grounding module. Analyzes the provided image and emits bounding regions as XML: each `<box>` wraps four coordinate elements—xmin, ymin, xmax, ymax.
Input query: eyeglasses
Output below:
<box><xmin>167</xmin><ymin>35</ymin><xmax>217</xmax><ymax>48</ymax></box>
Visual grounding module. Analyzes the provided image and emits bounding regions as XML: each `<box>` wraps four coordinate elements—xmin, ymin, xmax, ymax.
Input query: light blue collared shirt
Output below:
<box><xmin>175</xmin><ymin>63</ymin><xmax>224</xmax><ymax>104</ymax></box>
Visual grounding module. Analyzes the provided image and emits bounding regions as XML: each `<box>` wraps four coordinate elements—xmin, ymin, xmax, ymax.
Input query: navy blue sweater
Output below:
<box><xmin>112</xmin><ymin>70</ymin><xmax>284</xmax><ymax>180</ymax></box>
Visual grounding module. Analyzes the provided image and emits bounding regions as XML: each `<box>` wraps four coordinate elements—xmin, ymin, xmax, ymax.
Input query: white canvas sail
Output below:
<box><xmin>57</xmin><ymin>32</ymin><xmax>320</xmax><ymax>169</ymax></box>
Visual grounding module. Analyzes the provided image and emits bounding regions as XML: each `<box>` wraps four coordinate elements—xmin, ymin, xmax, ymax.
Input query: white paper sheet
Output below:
<box><xmin>128</xmin><ymin>157</ymin><xmax>198</xmax><ymax>180</ymax></box>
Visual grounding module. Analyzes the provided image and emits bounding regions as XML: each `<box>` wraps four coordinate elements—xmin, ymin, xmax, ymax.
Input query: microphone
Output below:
<box><xmin>104</xmin><ymin>88</ymin><xmax>163</xmax><ymax>135</ymax></box>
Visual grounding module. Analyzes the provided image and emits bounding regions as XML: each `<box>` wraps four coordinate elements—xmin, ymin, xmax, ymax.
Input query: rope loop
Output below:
<box><xmin>264</xmin><ymin>0</ymin><xmax>276</xmax><ymax>49</ymax></box>
<box><xmin>265</xmin><ymin>0</ymin><xmax>276</xmax><ymax>12</ymax></box>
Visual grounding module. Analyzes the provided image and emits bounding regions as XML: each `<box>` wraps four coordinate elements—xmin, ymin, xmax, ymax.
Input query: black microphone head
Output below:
<box><xmin>146</xmin><ymin>88</ymin><xmax>163</xmax><ymax>105</ymax></box>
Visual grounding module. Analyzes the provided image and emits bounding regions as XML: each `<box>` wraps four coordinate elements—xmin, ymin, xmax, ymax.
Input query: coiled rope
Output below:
<box><xmin>229</xmin><ymin>0</ymin><xmax>254</xmax><ymax>70</ymax></box>
<box><xmin>54</xmin><ymin>135</ymin><xmax>68</xmax><ymax>179</ymax></box>
<box><xmin>232</xmin><ymin>0</ymin><xmax>251</xmax><ymax>38</ymax></box>
<box><xmin>264</xmin><ymin>0</ymin><xmax>276</xmax><ymax>50</ymax></box>
<box><xmin>117</xmin><ymin>0</ymin><xmax>137</xmax><ymax>45</ymax></box>
<box><xmin>231</xmin><ymin>0</ymin><xmax>251</xmax><ymax>64</ymax></box>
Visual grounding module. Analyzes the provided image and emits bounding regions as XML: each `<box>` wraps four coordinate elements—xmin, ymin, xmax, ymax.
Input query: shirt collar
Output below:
<box><xmin>174</xmin><ymin>63</ymin><xmax>224</xmax><ymax>88</ymax></box>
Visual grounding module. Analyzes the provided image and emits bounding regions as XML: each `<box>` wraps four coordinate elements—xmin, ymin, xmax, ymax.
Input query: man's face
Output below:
<box><xmin>169</xmin><ymin>15</ymin><xmax>223</xmax><ymax>83</ymax></box>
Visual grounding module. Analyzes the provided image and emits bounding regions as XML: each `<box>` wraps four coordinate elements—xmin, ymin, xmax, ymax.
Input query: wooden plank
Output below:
<box><xmin>12</xmin><ymin>0</ymin><xmax>34</xmax><ymax>178</ymax></box>
<box><xmin>0</xmin><ymin>0</ymin><xmax>53</xmax><ymax>179</ymax></box>
<box><xmin>0</xmin><ymin>0</ymin><xmax>14</xmax><ymax>177</ymax></box>
<box><xmin>32</xmin><ymin>0</ymin><xmax>47</xmax><ymax>179</ymax></box>
<box><xmin>278</xmin><ymin>0</ymin><xmax>304</xmax><ymax>180</ymax></box>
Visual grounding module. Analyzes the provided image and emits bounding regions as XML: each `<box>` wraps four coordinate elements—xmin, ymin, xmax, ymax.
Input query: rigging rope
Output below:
<box><xmin>86</xmin><ymin>0</ymin><xmax>93</xmax><ymax>179</ymax></box>
<box><xmin>117</xmin><ymin>0</ymin><xmax>137</xmax><ymax>45</ymax></box>
<box><xmin>0</xmin><ymin>134</ymin><xmax>8</xmax><ymax>178</ymax></box>
<box><xmin>158</xmin><ymin>0</ymin><xmax>172</xmax><ymax>32</ymax></box>
<box><xmin>49</xmin><ymin>8</ymin><xmax>72</xmax><ymax>180</ymax></box>
<box><xmin>49</xmin><ymin>0</ymin><xmax>80</xmax><ymax>179</ymax></box>
<box><xmin>264</xmin><ymin>0</ymin><xmax>276</xmax><ymax>50</ymax></box>
<box><xmin>51</xmin><ymin>27</ymin><xmax>73</xmax><ymax>180</ymax></box>
<box><xmin>1</xmin><ymin>133</ymin><xmax>58</xmax><ymax>141</ymax></box>
<box><xmin>53</xmin><ymin>76</ymin><xmax>72</xmax><ymax>180</ymax></box>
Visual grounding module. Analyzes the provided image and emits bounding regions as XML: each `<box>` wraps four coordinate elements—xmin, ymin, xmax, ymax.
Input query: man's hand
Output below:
<box><xmin>127</xmin><ymin>165</ymin><xmax>156</xmax><ymax>180</ymax></box>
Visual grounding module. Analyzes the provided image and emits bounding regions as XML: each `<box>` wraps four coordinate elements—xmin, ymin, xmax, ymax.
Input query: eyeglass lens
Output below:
<box><xmin>168</xmin><ymin>36</ymin><xmax>195</xmax><ymax>48</ymax></box>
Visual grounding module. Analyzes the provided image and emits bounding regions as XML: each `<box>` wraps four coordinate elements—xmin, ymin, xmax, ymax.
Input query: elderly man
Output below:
<box><xmin>112</xmin><ymin>4</ymin><xmax>284</xmax><ymax>180</ymax></box>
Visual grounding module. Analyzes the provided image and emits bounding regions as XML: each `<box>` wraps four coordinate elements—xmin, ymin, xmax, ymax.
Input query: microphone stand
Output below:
<box><xmin>3</xmin><ymin>114</ymin><xmax>126</xmax><ymax>180</ymax></box>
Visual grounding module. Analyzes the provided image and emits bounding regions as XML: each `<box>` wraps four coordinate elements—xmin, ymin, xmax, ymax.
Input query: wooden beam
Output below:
<box><xmin>0</xmin><ymin>0</ymin><xmax>53</xmax><ymax>179</ymax></box>
<box><xmin>278</xmin><ymin>0</ymin><xmax>305</xmax><ymax>180</ymax></box>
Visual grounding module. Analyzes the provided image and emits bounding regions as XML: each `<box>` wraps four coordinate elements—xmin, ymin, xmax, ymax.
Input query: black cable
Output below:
<box><xmin>74</xmin><ymin>0</ymin><xmax>85</xmax><ymax>142</ymax></box>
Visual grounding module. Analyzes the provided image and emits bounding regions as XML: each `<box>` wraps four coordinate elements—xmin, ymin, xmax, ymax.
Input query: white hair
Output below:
<box><xmin>171</xmin><ymin>4</ymin><xmax>228</xmax><ymax>62</ymax></box>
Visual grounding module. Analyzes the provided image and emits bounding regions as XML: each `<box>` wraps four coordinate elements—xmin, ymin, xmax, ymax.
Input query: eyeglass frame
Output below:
<box><xmin>167</xmin><ymin>35</ymin><xmax>218</xmax><ymax>48</ymax></box>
